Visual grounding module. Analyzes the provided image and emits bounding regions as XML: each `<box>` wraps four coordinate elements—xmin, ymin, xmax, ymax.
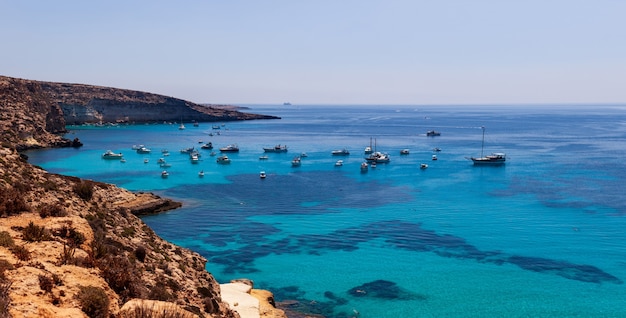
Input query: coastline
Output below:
<box><xmin>0</xmin><ymin>75</ymin><xmax>287</xmax><ymax>317</ymax></box>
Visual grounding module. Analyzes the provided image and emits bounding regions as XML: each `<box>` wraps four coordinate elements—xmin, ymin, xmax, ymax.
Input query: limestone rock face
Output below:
<box><xmin>38</xmin><ymin>80</ymin><xmax>278</xmax><ymax>124</ymax></box>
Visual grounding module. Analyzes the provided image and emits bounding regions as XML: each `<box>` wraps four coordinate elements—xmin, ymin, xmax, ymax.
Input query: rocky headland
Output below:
<box><xmin>0</xmin><ymin>75</ymin><xmax>279</xmax><ymax>151</ymax></box>
<box><xmin>0</xmin><ymin>75</ymin><xmax>286</xmax><ymax>318</ymax></box>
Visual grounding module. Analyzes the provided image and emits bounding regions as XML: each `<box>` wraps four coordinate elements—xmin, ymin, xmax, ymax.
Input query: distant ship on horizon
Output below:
<box><xmin>283</xmin><ymin>102</ymin><xmax>292</xmax><ymax>106</ymax></box>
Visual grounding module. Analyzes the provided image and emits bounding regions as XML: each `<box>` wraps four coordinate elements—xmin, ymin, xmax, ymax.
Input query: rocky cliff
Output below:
<box><xmin>0</xmin><ymin>75</ymin><xmax>286</xmax><ymax>318</ymax></box>
<box><xmin>0</xmin><ymin>75</ymin><xmax>278</xmax><ymax>151</ymax></box>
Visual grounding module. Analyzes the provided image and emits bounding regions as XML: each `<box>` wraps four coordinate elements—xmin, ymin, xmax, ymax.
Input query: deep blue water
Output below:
<box><xmin>26</xmin><ymin>104</ymin><xmax>626</xmax><ymax>317</ymax></box>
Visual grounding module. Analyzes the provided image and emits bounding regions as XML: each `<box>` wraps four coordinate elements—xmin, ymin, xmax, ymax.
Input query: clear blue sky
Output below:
<box><xmin>2</xmin><ymin>0</ymin><xmax>625</xmax><ymax>105</ymax></box>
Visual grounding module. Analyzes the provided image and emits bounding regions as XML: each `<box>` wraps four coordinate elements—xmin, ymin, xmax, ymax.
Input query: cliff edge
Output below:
<box><xmin>0</xmin><ymin>75</ymin><xmax>286</xmax><ymax>318</ymax></box>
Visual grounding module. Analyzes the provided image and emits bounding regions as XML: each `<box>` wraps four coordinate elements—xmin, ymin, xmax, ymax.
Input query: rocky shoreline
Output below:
<box><xmin>0</xmin><ymin>75</ymin><xmax>287</xmax><ymax>317</ymax></box>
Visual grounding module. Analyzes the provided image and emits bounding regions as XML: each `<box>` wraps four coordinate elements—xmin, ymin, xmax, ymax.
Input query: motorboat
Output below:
<box><xmin>335</xmin><ymin>160</ymin><xmax>343</xmax><ymax>166</ymax></box>
<box><xmin>420</xmin><ymin>163</ymin><xmax>428</xmax><ymax>169</ymax></box>
<box><xmin>178</xmin><ymin>122</ymin><xmax>185</xmax><ymax>130</ymax></box>
<box><xmin>291</xmin><ymin>156</ymin><xmax>302</xmax><ymax>167</ymax></box>
<box><xmin>259</xmin><ymin>155</ymin><xmax>269</xmax><ymax>160</ymax></box>
<box><xmin>159</xmin><ymin>162</ymin><xmax>171</xmax><ymax>168</ymax></box>
<box><xmin>300</xmin><ymin>152</ymin><xmax>308</xmax><ymax>158</ymax></box>
<box><xmin>131</xmin><ymin>145</ymin><xmax>144</xmax><ymax>150</ymax></box>
<box><xmin>219</xmin><ymin>144</ymin><xmax>239</xmax><ymax>152</ymax></box>
<box><xmin>332</xmin><ymin>148</ymin><xmax>350</xmax><ymax>156</ymax></box>
<box><xmin>432</xmin><ymin>155</ymin><xmax>438</xmax><ymax>161</ymax></box>
<box><xmin>190</xmin><ymin>154</ymin><xmax>199</xmax><ymax>164</ymax></box>
<box><xmin>468</xmin><ymin>126</ymin><xmax>506</xmax><ymax>165</ymax></box>
<box><xmin>180</xmin><ymin>147</ymin><xmax>195</xmax><ymax>154</ymax></box>
<box><xmin>260</xmin><ymin>171</ymin><xmax>267</xmax><ymax>179</ymax></box>
<box><xmin>201</xmin><ymin>142</ymin><xmax>213</xmax><ymax>149</ymax></box>
<box><xmin>364</xmin><ymin>138</ymin><xmax>373</xmax><ymax>154</ymax></box>
<box><xmin>198</xmin><ymin>170</ymin><xmax>205</xmax><ymax>177</ymax></box>
<box><xmin>426</xmin><ymin>130</ymin><xmax>441</xmax><ymax>136</ymax></box>
<box><xmin>120</xmin><ymin>158</ymin><xmax>126</xmax><ymax>163</ymax></box>
<box><xmin>370</xmin><ymin>162</ymin><xmax>377</xmax><ymax>169</ymax></box>
<box><xmin>161</xmin><ymin>170</ymin><xmax>169</xmax><ymax>178</ymax></box>
<box><xmin>102</xmin><ymin>150</ymin><xmax>123</xmax><ymax>159</ymax></box>
<box><xmin>400</xmin><ymin>149</ymin><xmax>410</xmax><ymax>155</ymax></box>
<box><xmin>136</xmin><ymin>146</ymin><xmax>151</xmax><ymax>154</ymax></box>
<box><xmin>360</xmin><ymin>162</ymin><xmax>369</xmax><ymax>172</ymax></box>
<box><xmin>143</xmin><ymin>159</ymin><xmax>149</xmax><ymax>164</ymax></box>
<box><xmin>433</xmin><ymin>147</ymin><xmax>442</xmax><ymax>152</ymax></box>
<box><xmin>216</xmin><ymin>155</ymin><xmax>231</xmax><ymax>164</ymax></box>
<box><xmin>157</xmin><ymin>158</ymin><xmax>166</xmax><ymax>164</ymax></box>
<box><xmin>263</xmin><ymin>144</ymin><xmax>288</xmax><ymax>153</ymax></box>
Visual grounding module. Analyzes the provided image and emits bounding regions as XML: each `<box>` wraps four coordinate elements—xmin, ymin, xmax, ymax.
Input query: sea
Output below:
<box><xmin>25</xmin><ymin>104</ymin><xmax>626</xmax><ymax>317</ymax></box>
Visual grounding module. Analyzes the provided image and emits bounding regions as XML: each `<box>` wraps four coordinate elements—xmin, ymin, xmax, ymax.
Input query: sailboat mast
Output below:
<box><xmin>480</xmin><ymin>126</ymin><xmax>485</xmax><ymax>157</ymax></box>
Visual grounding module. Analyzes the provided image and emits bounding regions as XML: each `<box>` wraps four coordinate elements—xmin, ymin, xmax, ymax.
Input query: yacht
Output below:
<box><xmin>217</xmin><ymin>155</ymin><xmax>231</xmax><ymax>164</ymax></box>
<box><xmin>365</xmin><ymin>151</ymin><xmax>390</xmax><ymax>163</ymax></box>
<box><xmin>263</xmin><ymin>144</ymin><xmax>288</xmax><ymax>153</ymax></box>
<box><xmin>101</xmin><ymin>150</ymin><xmax>123</xmax><ymax>159</ymax></box>
<box><xmin>331</xmin><ymin>148</ymin><xmax>350</xmax><ymax>156</ymax></box>
<box><xmin>219</xmin><ymin>144</ymin><xmax>240</xmax><ymax>152</ymax></box>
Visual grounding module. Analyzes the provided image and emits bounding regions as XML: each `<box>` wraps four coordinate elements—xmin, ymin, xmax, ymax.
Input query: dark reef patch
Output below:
<box><xmin>211</xmin><ymin>219</ymin><xmax>621</xmax><ymax>285</ymax></box>
<box><xmin>508</xmin><ymin>256</ymin><xmax>622</xmax><ymax>284</ymax></box>
<box><xmin>348</xmin><ymin>280</ymin><xmax>425</xmax><ymax>301</ymax></box>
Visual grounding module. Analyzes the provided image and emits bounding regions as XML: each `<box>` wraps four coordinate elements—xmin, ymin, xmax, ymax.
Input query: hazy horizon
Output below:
<box><xmin>2</xmin><ymin>1</ymin><xmax>625</xmax><ymax>105</ymax></box>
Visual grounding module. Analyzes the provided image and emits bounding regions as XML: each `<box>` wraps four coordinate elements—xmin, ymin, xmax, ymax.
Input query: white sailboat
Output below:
<box><xmin>468</xmin><ymin>126</ymin><xmax>506</xmax><ymax>165</ymax></box>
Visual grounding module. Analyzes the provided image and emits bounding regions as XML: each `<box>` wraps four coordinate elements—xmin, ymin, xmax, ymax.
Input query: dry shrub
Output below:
<box><xmin>0</xmin><ymin>187</ymin><xmax>30</xmax><ymax>216</ymax></box>
<box><xmin>38</xmin><ymin>202</ymin><xmax>67</xmax><ymax>218</ymax></box>
<box><xmin>73</xmin><ymin>180</ymin><xmax>95</xmax><ymax>201</ymax></box>
<box><xmin>0</xmin><ymin>231</ymin><xmax>15</xmax><ymax>248</ymax></box>
<box><xmin>0</xmin><ymin>260</ymin><xmax>14</xmax><ymax>279</ymax></box>
<box><xmin>11</xmin><ymin>244</ymin><xmax>30</xmax><ymax>261</ymax></box>
<box><xmin>21</xmin><ymin>221</ymin><xmax>52</xmax><ymax>242</ymax></box>
<box><xmin>39</xmin><ymin>274</ymin><xmax>54</xmax><ymax>293</ymax></box>
<box><xmin>97</xmin><ymin>255</ymin><xmax>144</xmax><ymax>302</ymax></box>
<box><xmin>0</xmin><ymin>277</ymin><xmax>11</xmax><ymax>317</ymax></box>
<box><xmin>54</xmin><ymin>224</ymin><xmax>86</xmax><ymax>247</ymax></box>
<box><xmin>134</xmin><ymin>245</ymin><xmax>146</xmax><ymax>263</ymax></box>
<box><xmin>76</xmin><ymin>285</ymin><xmax>110</xmax><ymax>318</ymax></box>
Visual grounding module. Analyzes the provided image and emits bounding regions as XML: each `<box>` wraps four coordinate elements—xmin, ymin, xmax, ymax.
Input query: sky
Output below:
<box><xmin>1</xmin><ymin>0</ymin><xmax>625</xmax><ymax>105</ymax></box>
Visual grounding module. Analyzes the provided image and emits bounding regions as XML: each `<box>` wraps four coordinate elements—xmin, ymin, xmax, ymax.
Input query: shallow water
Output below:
<box><xmin>26</xmin><ymin>104</ymin><xmax>626</xmax><ymax>317</ymax></box>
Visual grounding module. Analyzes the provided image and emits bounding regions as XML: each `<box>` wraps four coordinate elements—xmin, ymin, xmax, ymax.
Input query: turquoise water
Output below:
<box><xmin>26</xmin><ymin>105</ymin><xmax>626</xmax><ymax>317</ymax></box>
